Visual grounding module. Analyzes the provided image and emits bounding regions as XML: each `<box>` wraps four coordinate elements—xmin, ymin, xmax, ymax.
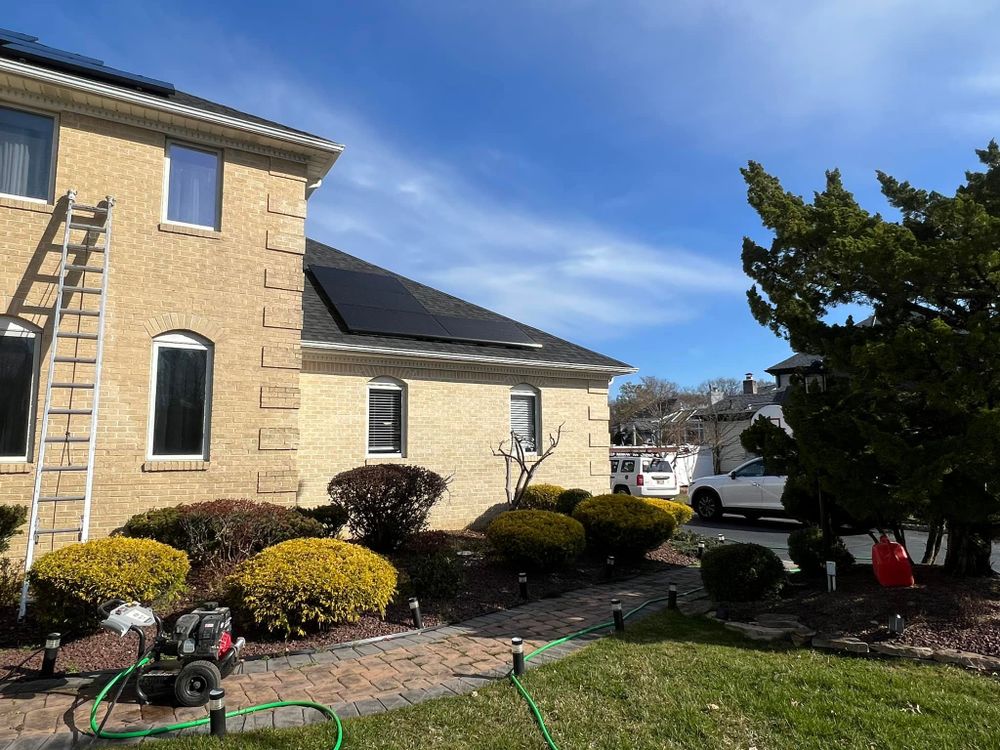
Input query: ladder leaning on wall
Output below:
<box><xmin>18</xmin><ymin>189</ymin><xmax>115</xmax><ymax>620</ymax></box>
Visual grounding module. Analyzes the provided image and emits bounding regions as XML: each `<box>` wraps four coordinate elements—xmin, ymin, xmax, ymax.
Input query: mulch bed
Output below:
<box><xmin>742</xmin><ymin>564</ymin><xmax>1000</xmax><ymax>658</ymax></box>
<box><xmin>0</xmin><ymin>530</ymin><xmax>697</xmax><ymax>679</ymax></box>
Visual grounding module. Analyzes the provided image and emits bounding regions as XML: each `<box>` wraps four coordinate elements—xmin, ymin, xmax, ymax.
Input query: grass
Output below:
<box><xmin>152</xmin><ymin>611</ymin><xmax>1000</xmax><ymax>750</ymax></box>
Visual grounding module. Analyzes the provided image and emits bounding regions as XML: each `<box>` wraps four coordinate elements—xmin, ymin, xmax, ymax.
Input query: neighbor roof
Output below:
<box><xmin>302</xmin><ymin>239</ymin><xmax>634</xmax><ymax>373</ymax></box>
<box><xmin>765</xmin><ymin>352</ymin><xmax>825</xmax><ymax>375</ymax></box>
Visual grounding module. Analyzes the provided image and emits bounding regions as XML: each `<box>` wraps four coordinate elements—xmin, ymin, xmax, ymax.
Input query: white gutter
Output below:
<box><xmin>0</xmin><ymin>58</ymin><xmax>344</xmax><ymax>159</ymax></box>
<box><xmin>302</xmin><ymin>339</ymin><xmax>637</xmax><ymax>376</ymax></box>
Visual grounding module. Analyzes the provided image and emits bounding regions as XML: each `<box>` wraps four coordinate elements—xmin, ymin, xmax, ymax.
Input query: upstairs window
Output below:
<box><xmin>368</xmin><ymin>377</ymin><xmax>405</xmax><ymax>456</ymax></box>
<box><xmin>0</xmin><ymin>105</ymin><xmax>55</xmax><ymax>201</ymax></box>
<box><xmin>510</xmin><ymin>384</ymin><xmax>540</xmax><ymax>453</ymax></box>
<box><xmin>0</xmin><ymin>318</ymin><xmax>40</xmax><ymax>461</ymax></box>
<box><xmin>149</xmin><ymin>332</ymin><xmax>213</xmax><ymax>459</ymax></box>
<box><xmin>165</xmin><ymin>142</ymin><xmax>221</xmax><ymax>229</ymax></box>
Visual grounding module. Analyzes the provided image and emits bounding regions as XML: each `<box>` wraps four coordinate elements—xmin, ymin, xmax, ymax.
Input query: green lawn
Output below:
<box><xmin>154</xmin><ymin>612</ymin><xmax>1000</xmax><ymax>750</ymax></box>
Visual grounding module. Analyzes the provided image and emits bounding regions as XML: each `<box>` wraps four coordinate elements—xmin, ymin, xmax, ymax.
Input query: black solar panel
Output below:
<box><xmin>0</xmin><ymin>29</ymin><xmax>175</xmax><ymax>96</ymax></box>
<box><xmin>309</xmin><ymin>265</ymin><xmax>540</xmax><ymax>348</ymax></box>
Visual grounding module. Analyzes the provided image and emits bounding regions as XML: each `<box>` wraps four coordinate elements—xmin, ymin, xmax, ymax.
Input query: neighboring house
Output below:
<box><xmin>0</xmin><ymin>31</ymin><xmax>633</xmax><ymax>562</ymax></box>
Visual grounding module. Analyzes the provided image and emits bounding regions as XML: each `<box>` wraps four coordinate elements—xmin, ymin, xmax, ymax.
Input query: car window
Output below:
<box><xmin>610</xmin><ymin>459</ymin><xmax>619</xmax><ymax>473</ymax></box>
<box><xmin>733</xmin><ymin>459</ymin><xmax>764</xmax><ymax>478</ymax></box>
<box><xmin>642</xmin><ymin>459</ymin><xmax>673</xmax><ymax>473</ymax></box>
<box><xmin>621</xmin><ymin>459</ymin><xmax>635</xmax><ymax>473</ymax></box>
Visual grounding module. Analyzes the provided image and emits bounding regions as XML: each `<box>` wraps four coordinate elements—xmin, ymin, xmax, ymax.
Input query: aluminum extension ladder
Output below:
<box><xmin>18</xmin><ymin>190</ymin><xmax>114</xmax><ymax>619</ymax></box>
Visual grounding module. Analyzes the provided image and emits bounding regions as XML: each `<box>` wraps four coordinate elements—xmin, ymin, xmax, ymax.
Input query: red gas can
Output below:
<box><xmin>871</xmin><ymin>534</ymin><xmax>915</xmax><ymax>587</ymax></box>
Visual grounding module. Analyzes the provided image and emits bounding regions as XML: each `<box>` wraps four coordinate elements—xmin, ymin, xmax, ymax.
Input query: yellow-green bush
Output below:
<box><xmin>519</xmin><ymin>483</ymin><xmax>565</xmax><ymax>511</ymax></box>
<box><xmin>227</xmin><ymin>538</ymin><xmax>397</xmax><ymax>637</ymax></box>
<box><xmin>573</xmin><ymin>494</ymin><xmax>676</xmax><ymax>558</ymax></box>
<box><xmin>29</xmin><ymin>538</ymin><xmax>189</xmax><ymax>626</ymax></box>
<box><xmin>486</xmin><ymin>510</ymin><xmax>586</xmax><ymax>570</ymax></box>
<box><xmin>643</xmin><ymin>499</ymin><xmax>694</xmax><ymax>527</ymax></box>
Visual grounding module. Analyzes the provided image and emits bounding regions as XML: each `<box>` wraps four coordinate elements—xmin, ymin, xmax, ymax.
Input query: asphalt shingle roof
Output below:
<box><xmin>765</xmin><ymin>352</ymin><xmax>825</xmax><ymax>374</ymax></box>
<box><xmin>302</xmin><ymin>239</ymin><xmax>633</xmax><ymax>371</ymax></box>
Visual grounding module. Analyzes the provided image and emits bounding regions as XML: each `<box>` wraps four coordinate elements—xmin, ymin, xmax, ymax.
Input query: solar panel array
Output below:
<box><xmin>309</xmin><ymin>265</ymin><xmax>541</xmax><ymax>349</ymax></box>
<box><xmin>0</xmin><ymin>29</ymin><xmax>175</xmax><ymax>96</ymax></box>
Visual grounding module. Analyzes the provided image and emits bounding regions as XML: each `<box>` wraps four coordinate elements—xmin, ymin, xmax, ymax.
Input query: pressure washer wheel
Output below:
<box><xmin>174</xmin><ymin>660</ymin><xmax>222</xmax><ymax>707</ymax></box>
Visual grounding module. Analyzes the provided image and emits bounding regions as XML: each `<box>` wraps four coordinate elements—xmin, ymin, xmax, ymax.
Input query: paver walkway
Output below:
<box><xmin>0</xmin><ymin>566</ymin><xmax>707</xmax><ymax>748</ymax></box>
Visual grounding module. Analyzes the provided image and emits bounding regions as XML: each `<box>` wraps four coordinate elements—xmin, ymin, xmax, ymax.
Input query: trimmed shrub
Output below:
<box><xmin>29</xmin><ymin>538</ymin><xmax>189</xmax><ymax>626</ymax></box>
<box><xmin>328</xmin><ymin>465</ymin><xmax>449</xmax><ymax>552</ymax></box>
<box><xmin>700</xmin><ymin>543</ymin><xmax>785</xmax><ymax>602</ymax></box>
<box><xmin>121</xmin><ymin>499</ymin><xmax>324</xmax><ymax>564</ymax></box>
<box><xmin>296</xmin><ymin>504</ymin><xmax>349</xmax><ymax>538</ymax></box>
<box><xmin>486</xmin><ymin>510</ymin><xmax>585</xmax><ymax>570</ymax></box>
<box><xmin>0</xmin><ymin>558</ymin><xmax>22</xmax><ymax>606</ymax></box>
<box><xmin>556</xmin><ymin>488</ymin><xmax>592</xmax><ymax>515</ymax></box>
<box><xmin>519</xmin><ymin>484</ymin><xmax>565</xmax><ymax>511</ymax></box>
<box><xmin>401</xmin><ymin>552</ymin><xmax>465</xmax><ymax>600</ymax></box>
<box><xmin>643</xmin><ymin>499</ymin><xmax>694</xmax><ymax>527</ymax></box>
<box><xmin>227</xmin><ymin>538</ymin><xmax>397</xmax><ymax>636</ymax></box>
<box><xmin>0</xmin><ymin>503</ymin><xmax>28</xmax><ymax>555</ymax></box>
<box><xmin>787</xmin><ymin>526</ymin><xmax>855</xmax><ymax>576</ymax></box>
<box><xmin>572</xmin><ymin>495</ymin><xmax>676</xmax><ymax>558</ymax></box>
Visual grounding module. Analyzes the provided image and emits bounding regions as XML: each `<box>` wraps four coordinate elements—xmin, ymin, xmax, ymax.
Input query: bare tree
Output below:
<box><xmin>610</xmin><ymin>376</ymin><xmax>680</xmax><ymax>445</ymax></box>
<box><xmin>491</xmin><ymin>423</ymin><xmax>564</xmax><ymax>508</ymax></box>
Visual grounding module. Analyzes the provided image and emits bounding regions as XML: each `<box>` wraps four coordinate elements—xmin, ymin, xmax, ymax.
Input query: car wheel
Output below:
<box><xmin>613</xmin><ymin>485</ymin><xmax>631</xmax><ymax>495</ymax></box>
<box><xmin>693</xmin><ymin>491</ymin><xmax>723</xmax><ymax>521</ymax></box>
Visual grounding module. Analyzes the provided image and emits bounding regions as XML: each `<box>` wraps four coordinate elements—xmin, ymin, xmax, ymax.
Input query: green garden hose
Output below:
<box><xmin>509</xmin><ymin>587</ymin><xmax>704</xmax><ymax>750</ymax></box>
<box><xmin>89</xmin><ymin>655</ymin><xmax>343</xmax><ymax>748</ymax></box>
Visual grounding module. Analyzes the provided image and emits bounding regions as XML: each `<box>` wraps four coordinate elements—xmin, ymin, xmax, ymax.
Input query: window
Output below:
<box><xmin>0</xmin><ymin>105</ymin><xmax>55</xmax><ymax>201</ymax></box>
<box><xmin>620</xmin><ymin>459</ymin><xmax>636</xmax><ymax>473</ymax></box>
<box><xmin>367</xmin><ymin>377</ymin><xmax>405</xmax><ymax>456</ymax></box>
<box><xmin>643</xmin><ymin>459</ymin><xmax>673</xmax><ymax>473</ymax></box>
<box><xmin>733</xmin><ymin>459</ymin><xmax>765</xmax><ymax>478</ymax></box>
<box><xmin>510</xmin><ymin>384</ymin><xmax>540</xmax><ymax>453</ymax></box>
<box><xmin>164</xmin><ymin>142</ymin><xmax>221</xmax><ymax>229</ymax></box>
<box><xmin>149</xmin><ymin>332</ymin><xmax>212</xmax><ymax>459</ymax></box>
<box><xmin>610</xmin><ymin>459</ymin><xmax>619</xmax><ymax>473</ymax></box>
<box><xmin>0</xmin><ymin>318</ymin><xmax>39</xmax><ymax>461</ymax></box>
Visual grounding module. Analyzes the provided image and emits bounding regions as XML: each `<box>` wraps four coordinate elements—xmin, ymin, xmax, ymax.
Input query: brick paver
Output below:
<box><xmin>0</xmin><ymin>566</ymin><xmax>706</xmax><ymax>747</ymax></box>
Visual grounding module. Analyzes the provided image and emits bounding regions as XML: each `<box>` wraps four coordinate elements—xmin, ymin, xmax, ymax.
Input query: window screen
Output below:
<box><xmin>0</xmin><ymin>106</ymin><xmax>54</xmax><ymax>201</ymax></box>
<box><xmin>510</xmin><ymin>393</ymin><xmax>537</xmax><ymax>452</ymax></box>
<box><xmin>368</xmin><ymin>387</ymin><xmax>403</xmax><ymax>454</ymax></box>
<box><xmin>166</xmin><ymin>143</ymin><xmax>220</xmax><ymax>228</ymax></box>
<box><xmin>152</xmin><ymin>346</ymin><xmax>208</xmax><ymax>457</ymax></box>
<box><xmin>0</xmin><ymin>330</ymin><xmax>35</xmax><ymax>458</ymax></box>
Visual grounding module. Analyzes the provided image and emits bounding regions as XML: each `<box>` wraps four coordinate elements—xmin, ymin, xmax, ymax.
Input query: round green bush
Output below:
<box><xmin>643</xmin><ymin>499</ymin><xmax>694</xmax><ymax>527</ymax></box>
<box><xmin>486</xmin><ymin>510</ymin><xmax>585</xmax><ymax>570</ymax></box>
<box><xmin>29</xmin><ymin>538</ymin><xmax>190</xmax><ymax>626</ymax></box>
<box><xmin>572</xmin><ymin>494</ymin><xmax>676</xmax><ymax>558</ymax></box>
<box><xmin>296</xmin><ymin>504</ymin><xmax>349</xmax><ymax>538</ymax></box>
<box><xmin>787</xmin><ymin>526</ymin><xmax>855</xmax><ymax>576</ymax></box>
<box><xmin>227</xmin><ymin>538</ymin><xmax>398</xmax><ymax>637</ymax></box>
<box><xmin>519</xmin><ymin>484</ymin><xmax>565</xmax><ymax>511</ymax></box>
<box><xmin>700</xmin><ymin>543</ymin><xmax>786</xmax><ymax>603</ymax></box>
<box><xmin>400</xmin><ymin>552</ymin><xmax>465</xmax><ymax>600</ymax></box>
<box><xmin>119</xmin><ymin>506</ymin><xmax>186</xmax><ymax>548</ymax></box>
<box><xmin>556</xmin><ymin>488</ymin><xmax>592</xmax><ymax>515</ymax></box>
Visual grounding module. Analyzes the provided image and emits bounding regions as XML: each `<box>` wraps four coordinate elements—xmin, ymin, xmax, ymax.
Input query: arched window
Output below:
<box><xmin>510</xmin><ymin>384</ymin><xmax>540</xmax><ymax>453</ymax></box>
<box><xmin>148</xmin><ymin>331</ymin><xmax>213</xmax><ymax>459</ymax></box>
<box><xmin>367</xmin><ymin>377</ymin><xmax>405</xmax><ymax>456</ymax></box>
<box><xmin>0</xmin><ymin>317</ymin><xmax>40</xmax><ymax>461</ymax></box>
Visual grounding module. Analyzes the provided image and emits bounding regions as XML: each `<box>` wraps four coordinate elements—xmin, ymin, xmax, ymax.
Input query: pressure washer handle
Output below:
<box><xmin>98</xmin><ymin>599</ymin><xmax>127</xmax><ymax>617</ymax></box>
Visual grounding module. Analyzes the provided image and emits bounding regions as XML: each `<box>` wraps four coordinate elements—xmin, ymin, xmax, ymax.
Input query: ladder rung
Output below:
<box><xmin>60</xmin><ymin>308</ymin><xmax>100</xmax><ymax>317</ymax></box>
<box><xmin>66</xmin><ymin>243</ymin><xmax>106</xmax><ymax>252</ymax></box>
<box><xmin>44</xmin><ymin>435</ymin><xmax>91</xmax><ymax>442</ymax></box>
<box><xmin>57</xmin><ymin>332</ymin><xmax>99</xmax><ymax>340</ymax></box>
<box><xmin>68</xmin><ymin>222</ymin><xmax>107</xmax><ymax>233</ymax></box>
<box><xmin>54</xmin><ymin>357</ymin><xmax>96</xmax><ymax>364</ymax></box>
<box><xmin>65</xmin><ymin>264</ymin><xmax>104</xmax><ymax>273</ymax></box>
<box><xmin>36</xmin><ymin>527</ymin><xmax>83</xmax><ymax>536</ymax></box>
<box><xmin>38</xmin><ymin>495</ymin><xmax>86</xmax><ymax>502</ymax></box>
<box><xmin>48</xmin><ymin>407</ymin><xmax>93</xmax><ymax>415</ymax></box>
<box><xmin>63</xmin><ymin>286</ymin><xmax>102</xmax><ymax>295</ymax></box>
<box><xmin>41</xmin><ymin>465</ymin><xmax>89</xmax><ymax>472</ymax></box>
<box><xmin>50</xmin><ymin>382</ymin><xmax>95</xmax><ymax>389</ymax></box>
<box><xmin>72</xmin><ymin>203</ymin><xmax>107</xmax><ymax>212</ymax></box>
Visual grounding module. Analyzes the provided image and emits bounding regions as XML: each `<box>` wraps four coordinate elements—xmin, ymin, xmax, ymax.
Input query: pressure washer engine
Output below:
<box><xmin>99</xmin><ymin>599</ymin><xmax>245</xmax><ymax>707</ymax></box>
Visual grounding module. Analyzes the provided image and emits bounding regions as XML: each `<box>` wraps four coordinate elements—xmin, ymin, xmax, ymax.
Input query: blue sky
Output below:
<box><xmin>7</xmin><ymin>1</ymin><xmax>1000</xmax><ymax>391</ymax></box>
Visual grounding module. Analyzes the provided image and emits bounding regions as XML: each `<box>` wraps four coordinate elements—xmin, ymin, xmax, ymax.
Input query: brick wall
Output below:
<box><xmin>0</xmin><ymin>102</ymin><xmax>306</xmax><ymax>559</ymax></box>
<box><xmin>298</xmin><ymin>350</ymin><xmax>614</xmax><ymax>528</ymax></box>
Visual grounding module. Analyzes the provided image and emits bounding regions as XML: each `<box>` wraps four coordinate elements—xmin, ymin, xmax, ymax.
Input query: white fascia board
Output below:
<box><xmin>302</xmin><ymin>339</ymin><xmax>637</xmax><ymax>376</ymax></box>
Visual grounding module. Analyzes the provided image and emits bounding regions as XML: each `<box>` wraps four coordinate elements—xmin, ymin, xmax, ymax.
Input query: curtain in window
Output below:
<box><xmin>368</xmin><ymin>388</ymin><xmax>402</xmax><ymax>453</ymax></box>
<box><xmin>0</xmin><ymin>334</ymin><xmax>35</xmax><ymax>458</ymax></box>
<box><xmin>0</xmin><ymin>107</ymin><xmax>54</xmax><ymax>200</ymax></box>
<box><xmin>167</xmin><ymin>144</ymin><xmax>219</xmax><ymax>228</ymax></box>
<box><xmin>510</xmin><ymin>394</ymin><xmax>537</xmax><ymax>452</ymax></box>
<box><xmin>153</xmin><ymin>347</ymin><xmax>208</xmax><ymax>456</ymax></box>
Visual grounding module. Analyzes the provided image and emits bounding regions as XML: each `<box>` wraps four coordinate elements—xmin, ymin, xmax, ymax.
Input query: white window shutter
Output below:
<box><xmin>368</xmin><ymin>388</ymin><xmax>402</xmax><ymax>453</ymax></box>
<box><xmin>510</xmin><ymin>394</ymin><xmax>537</xmax><ymax>452</ymax></box>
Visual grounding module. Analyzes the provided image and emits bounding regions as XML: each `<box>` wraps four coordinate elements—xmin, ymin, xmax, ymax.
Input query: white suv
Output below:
<box><xmin>686</xmin><ymin>457</ymin><xmax>786</xmax><ymax>521</ymax></box>
<box><xmin>610</xmin><ymin>455</ymin><xmax>679</xmax><ymax>498</ymax></box>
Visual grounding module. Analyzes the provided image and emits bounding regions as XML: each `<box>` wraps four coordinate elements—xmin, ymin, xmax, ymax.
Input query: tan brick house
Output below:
<box><xmin>0</xmin><ymin>31</ymin><xmax>632</xmax><ymax>563</ymax></box>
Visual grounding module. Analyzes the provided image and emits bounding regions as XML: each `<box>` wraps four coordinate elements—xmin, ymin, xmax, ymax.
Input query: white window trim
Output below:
<box><xmin>0</xmin><ymin>102</ymin><xmax>59</xmax><ymax>205</ymax></box>
<box><xmin>147</xmin><ymin>331</ymin><xmax>213</xmax><ymax>461</ymax></box>
<box><xmin>510</xmin><ymin>383</ymin><xmax>541</xmax><ymax>456</ymax></box>
<box><xmin>366</xmin><ymin>377</ymin><xmax>406</xmax><ymax>458</ymax></box>
<box><xmin>0</xmin><ymin>317</ymin><xmax>40</xmax><ymax>462</ymax></box>
<box><xmin>161</xmin><ymin>139</ymin><xmax>223</xmax><ymax>231</ymax></box>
